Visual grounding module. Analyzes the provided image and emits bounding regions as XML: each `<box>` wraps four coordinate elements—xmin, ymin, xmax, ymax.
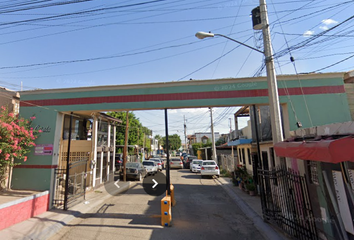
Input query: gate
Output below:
<box><xmin>258</xmin><ymin>167</ymin><xmax>318</xmax><ymax>240</ymax></box>
<box><xmin>53</xmin><ymin>159</ymin><xmax>88</xmax><ymax>209</ymax></box>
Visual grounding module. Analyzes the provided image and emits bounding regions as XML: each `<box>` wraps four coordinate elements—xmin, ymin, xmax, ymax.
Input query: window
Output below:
<box><xmin>308</xmin><ymin>161</ymin><xmax>319</xmax><ymax>185</ymax></box>
<box><xmin>238</xmin><ymin>148</ymin><xmax>242</xmax><ymax>163</ymax></box>
<box><xmin>247</xmin><ymin>148</ymin><xmax>251</xmax><ymax>165</ymax></box>
<box><xmin>242</xmin><ymin>148</ymin><xmax>245</xmax><ymax>164</ymax></box>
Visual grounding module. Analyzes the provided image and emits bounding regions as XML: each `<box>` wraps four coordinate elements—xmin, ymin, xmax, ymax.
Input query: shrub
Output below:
<box><xmin>0</xmin><ymin>106</ymin><xmax>40</xmax><ymax>190</ymax></box>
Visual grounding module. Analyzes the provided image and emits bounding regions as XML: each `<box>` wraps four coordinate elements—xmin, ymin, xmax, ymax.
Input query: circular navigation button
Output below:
<box><xmin>143</xmin><ymin>171</ymin><xmax>167</xmax><ymax>196</ymax></box>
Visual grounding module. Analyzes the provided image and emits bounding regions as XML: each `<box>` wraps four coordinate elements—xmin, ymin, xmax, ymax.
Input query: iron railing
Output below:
<box><xmin>258</xmin><ymin>167</ymin><xmax>318</xmax><ymax>240</ymax></box>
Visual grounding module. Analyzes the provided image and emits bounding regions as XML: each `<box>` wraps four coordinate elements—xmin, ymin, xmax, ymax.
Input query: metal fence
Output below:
<box><xmin>258</xmin><ymin>167</ymin><xmax>318</xmax><ymax>240</ymax></box>
<box><xmin>53</xmin><ymin>159</ymin><xmax>88</xmax><ymax>210</ymax></box>
<box><xmin>218</xmin><ymin>154</ymin><xmax>237</xmax><ymax>173</ymax></box>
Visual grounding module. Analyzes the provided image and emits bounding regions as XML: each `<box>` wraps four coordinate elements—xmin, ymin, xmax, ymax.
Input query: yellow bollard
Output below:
<box><xmin>161</xmin><ymin>195</ymin><xmax>172</xmax><ymax>227</ymax></box>
<box><xmin>170</xmin><ymin>184</ymin><xmax>176</xmax><ymax>207</ymax></box>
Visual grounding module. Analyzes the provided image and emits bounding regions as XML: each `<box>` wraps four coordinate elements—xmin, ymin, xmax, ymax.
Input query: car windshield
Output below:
<box><xmin>171</xmin><ymin>158</ymin><xmax>180</xmax><ymax>161</ymax></box>
<box><xmin>126</xmin><ymin>163</ymin><xmax>139</xmax><ymax>168</ymax></box>
<box><xmin>143</xmin><ymin>161</ymin><xmax>154</xmax><ymax>166</ymax></box>
<box><xmin>193</xmin><ymin>161</ymin><xmax>203</xmax><ymax>165</ymax></box>
<box><xmin>150</xmin><ymin>159</ymin><xmax>160</xmax><ymax>162</ymax></box>
<box><xmin>203</xmin><ymin>161</ymin><xmax>216</xmax><ymax>166</ymax></box>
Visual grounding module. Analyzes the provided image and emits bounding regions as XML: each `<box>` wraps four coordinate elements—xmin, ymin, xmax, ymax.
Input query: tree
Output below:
<box><xmin>154</xmin><ymin>134</ymin><xmax>163</xmax><ymax>153</ymax></box>
<box><xmin>0</xmin><ymin>106</ymin><xmax>40</xmax><ymax>190</ymax></box>
<box><xmin>161</xmin><ymin>134</ymin><xmax>181</xmax><ymax>151</ymax></box>
<box><xmin>216</xmin><ymin>137</ymin><xmax>226</xmax><ymax>146</ymax></box>
<box><xmin>107</xmin><ymin>112</ymin><xmax>152</xmax><ymax>154</ymax></box>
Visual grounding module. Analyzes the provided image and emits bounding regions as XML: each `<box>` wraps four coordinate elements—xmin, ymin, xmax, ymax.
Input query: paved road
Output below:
<box><xmin>49</xmin><ymin>168</ymin><xmax>266</xmax><ymax>240</ymax></box>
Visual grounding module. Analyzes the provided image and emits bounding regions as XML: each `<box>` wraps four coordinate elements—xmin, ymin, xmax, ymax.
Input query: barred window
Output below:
<box><xmin>308</xmin><ymin>161</ymin><xmax>319</xmax><ymax>185</ymax></box>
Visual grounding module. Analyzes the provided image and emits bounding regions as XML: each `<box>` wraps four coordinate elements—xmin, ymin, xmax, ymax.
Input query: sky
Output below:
<box><xmin>0</xmin><ymin>0</ymin><xmax>354</xmax><ymax>143</ymax></box>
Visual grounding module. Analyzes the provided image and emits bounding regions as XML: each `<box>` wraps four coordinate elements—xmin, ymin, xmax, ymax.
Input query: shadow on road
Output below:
<box><xmin>180</xmin><ymin>174</ymin><xmax>200</xmax><ymax>179</ymax></box>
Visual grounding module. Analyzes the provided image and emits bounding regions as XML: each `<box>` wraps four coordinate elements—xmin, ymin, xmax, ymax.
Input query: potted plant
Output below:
<box><xmin>246</xmin><ymin>182</ymin><xmax>256</xmax><ymax>196</ymax></box>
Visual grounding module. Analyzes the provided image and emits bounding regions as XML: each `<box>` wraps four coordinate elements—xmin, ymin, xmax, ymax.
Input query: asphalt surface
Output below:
<box><xmin>49</xmin><ymin>168</ymin><xmax>267</xmax><ymax>240</ymax></box>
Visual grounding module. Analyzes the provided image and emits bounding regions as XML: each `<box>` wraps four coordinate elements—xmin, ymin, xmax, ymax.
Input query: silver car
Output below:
<box><xmin>169</xmin><ymin>157</ymin><xmax>183</xmax><ymax>169</ymax></box>
<box><xmin>190</xmin><ymin>159</ymin><xmax>203</xmax><ymax>173</ymax></box>
<box><xmin>149</xmin><ymin>158</ymin><xmax>163</xmax><ymax>171</ymax></box>
<box><xmin>201</xmin><ymin>160</ymin><xmax>220</xmax><ymax>178</ymax></box>
<box><xmin>142</xmin><ymin>161</ymin><xmax>158</xmax><ymax>175</ymax></box>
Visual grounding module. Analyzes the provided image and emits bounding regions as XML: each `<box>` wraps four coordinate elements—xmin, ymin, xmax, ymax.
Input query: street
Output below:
<box><xmin>49</xmin><ymin>168</ymin><xmax>266</xmax><ymax>240</ymax></box>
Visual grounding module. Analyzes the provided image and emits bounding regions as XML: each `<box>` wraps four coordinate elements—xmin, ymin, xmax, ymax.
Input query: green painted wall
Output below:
<box><xmin>20</xmin><ymin>77</ymin><xmax>344</xmax><ymax>101</ymax></box>
<box><xmin>283</xmin><ymin>93</ymin><xmax>351</xmax><ymax>130</ymax></box>
<box><xmin>11</xmin><ymin>168</ymin><xmax>52</xmax><ymax>191</ymax></box>
<box><xmin>11</xmin><ymin>107</ymin><xmax>58</xmax><ymax>190</ymax></box>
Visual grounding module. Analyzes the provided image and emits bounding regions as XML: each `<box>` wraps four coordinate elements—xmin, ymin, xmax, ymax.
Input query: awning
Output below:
<box><xmin>228</xmin><ymin>138</ymin><xmax>252</xmax><ymax>146</ymax></box>
<box><xmin>274</xmin><ymin>136</ymin><xmax>354</xmax><ymax>163</ymax></box>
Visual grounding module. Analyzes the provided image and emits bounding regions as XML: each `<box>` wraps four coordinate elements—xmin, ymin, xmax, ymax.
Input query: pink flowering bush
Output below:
<box><xmin>0</xmin><ymin>106</ymin><xmax>41</xmax><ymax>190</ymax></box>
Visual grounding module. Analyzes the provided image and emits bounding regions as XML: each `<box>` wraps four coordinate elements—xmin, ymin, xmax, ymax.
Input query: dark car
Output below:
<box><xmin>123</xmin><ymin>162</ymin><xmax>147</xmax><ymax>181</ymax></box>
<box><xmin>184</xmin><ymin>155</ymin><xmax>197</xmax><ymax>169</ymax></box>
<box><xmin>180</xmin><ymin>153</ymin><xmax>188</xmax><ymax>161</ymax></box>
<box><xmin>115</xmin><ymin>154</ymin><xmax>123</xmax><ymax>171</ymax></box>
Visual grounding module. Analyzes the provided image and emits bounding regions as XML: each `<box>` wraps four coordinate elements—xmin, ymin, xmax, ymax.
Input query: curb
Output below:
<box><xmin>21</xmin><ymin>181</ymin><xmax>134</xmax><ymax>240</ymax></box>
<box><xmin>215</xmin><ymin>177</ymin><xmax>286</xmax><ymax>240</ymax></box>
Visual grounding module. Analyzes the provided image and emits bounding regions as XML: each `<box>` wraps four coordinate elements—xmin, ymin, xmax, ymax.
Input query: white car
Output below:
<box><xmin>149</xmin><ymin>158</ymin><xmax>163</xmax><ymax>171</ymax></box>
<box><xmin>190</xmin><ymin>159</ymin><xmax>203</xmax><ymax>172</ymax></box>
<box><xmin>142</xmin><ymin>161</ymin><xmax>158</xmax><ymax>175</ymax></box>
<box><xmin>201</xmin><ymin>160</ymin><xmax>220</xmax><ymax>178</ymax></box>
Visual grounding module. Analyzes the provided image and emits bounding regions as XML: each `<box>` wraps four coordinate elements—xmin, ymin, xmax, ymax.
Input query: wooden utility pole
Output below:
<box><xmin>123</xmin><ymin>111</ymin><xmax>129</xmax><ymax>182</ymax></box>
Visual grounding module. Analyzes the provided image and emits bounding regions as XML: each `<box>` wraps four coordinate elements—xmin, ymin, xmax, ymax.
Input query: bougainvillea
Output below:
<box><xmin>0</xmin><ymin>106</ymin><xmax>41</xmax><ymax>189</ymax></box>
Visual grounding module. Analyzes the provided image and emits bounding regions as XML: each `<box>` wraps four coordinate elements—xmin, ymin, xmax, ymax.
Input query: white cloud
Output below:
<box><xmin>321</xmin><ymin>19</ymin><xmax>338</xmax><ymax>25</ymax></box>
<box><xmin>319</xmin><ymin>25</ymin><xmax>329</xmax><ymax>31</ymax></box>
<box><xmin>303</xmin><ymin>30</ymin><xmax>314</xmax><ymax>37</ymax></box>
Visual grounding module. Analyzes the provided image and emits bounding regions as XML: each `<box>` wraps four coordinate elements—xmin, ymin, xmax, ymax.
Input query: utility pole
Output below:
<box><xmin>209</xmin><ymin>107</ymin><xmax>217</xmax><ymax>161</ymax></box>
<box><xmin>123</xmin><ymin>111</ymin><xmax>129</xmax><ymax>182</ymax></box>
<box><xmin>143</xmin><ymin>132</ymin><xmax>145</xmax><ymax>161</ymax></box>
<box><xmin>184</xmin><ymin>115</ymin><xmax>187</xmax><ymax>153</ymax></box>
<box><xmin>259</xmin><ymin>0</ymin><xmax>284</xmax><ymax>154</ymax></box>
<box><xmin>229</xmin><ymin>118</ymin><xmax>232</xmax><ymax>141</ymax></box>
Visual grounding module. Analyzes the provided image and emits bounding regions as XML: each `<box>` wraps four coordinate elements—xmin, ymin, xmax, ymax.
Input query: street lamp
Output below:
<box><xmin>195</xmin><ymin>32</ymin><xmax>263</xmax><ymax>54</ymax></box>
<box><xmin>195</xmin><ymin>1</ymin><xmax>284</xmax><ymax>163</ymax></box>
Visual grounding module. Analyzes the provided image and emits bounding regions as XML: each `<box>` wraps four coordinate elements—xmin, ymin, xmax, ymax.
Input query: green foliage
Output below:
<box><xmin>246</xmin><ymin>182</ymin><xmax>256</xmax><ymax>191</ymax></box>
<box><xmin>161</xmin><ymin>134</ymin><xmax>181</xmax><ymax>151</ymax></box>
<box><xmin>107</xmin><ymin>111</ymin><xmax>152</xmax><ymax>154</ymax></box>
<box><xmin>191</xmin><ymin>142</ymin><xmax>202</xmax><ymax>155</ymax></box>
<box><xmin>216</xmin><ymin>137</ymin><xmax>226</xmax><ymax>146</ymax></box>
<box><xmin>0</xmin><ymin>106</ymin><xmax>40</xmax><ymax>190</ymax></box>
<box><xmin>191</xmin><ymin>140</ymin><xmax>213</xmax><ymax>155</ymax></box>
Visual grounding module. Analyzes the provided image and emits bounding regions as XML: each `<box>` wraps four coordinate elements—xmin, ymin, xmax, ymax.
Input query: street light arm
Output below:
<box><xmin>214</xmin><ymin>33</ymin><xmax>264</xmax><ymax>54</ymax></box>
<box><xmin>195</xmin><ymin>31</ymin><xmax>263</xmax><ymax>54</ymax></box>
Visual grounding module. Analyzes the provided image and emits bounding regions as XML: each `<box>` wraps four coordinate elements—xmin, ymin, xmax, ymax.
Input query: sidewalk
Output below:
<box><xmin>0</xmin><ymin>180</ymin><xmax>135</xmax><ymax>240</ymax></box>
<box><xmin>216</xmin><ymin>177</ymin><xmax>290</xmax><ymax>240</ymax></box>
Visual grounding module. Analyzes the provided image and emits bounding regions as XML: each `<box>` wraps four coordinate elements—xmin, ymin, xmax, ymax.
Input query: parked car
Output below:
<box><xmin>184</xmin><ymin>155</ymin><xmax>197</xmax><ymax>169</ymax></box>
<box><xmin>149</xmin><ymin>158</ymin><xmax>163</xmax><ymax>171</ymax></box>
<box><xmin>124</xmin><ymin>162</ymin><xmax>147</xmax><ymax>181</ymax></box>
<box><xmin>149</xmin><ymin>155</ymin><xmax>164</xmax><ymax>169</ymax></box>
<box><xmin>115</xmin><ymin>154</ymin><xmax>123</xmax><ymax>171</ymax></box>
<box><xmin>169</xmin><ymin>157</ymin><xmax>183</xmax><ymax>169</ymax></box>
<box><xmin>190</xmin><ymin>159</ymin><xmax>203</xmax><ymax>173</ymax></box>
<box><xmin>142</xmin><ymin>160</ymin><xmax>158</xmax><ymax>175</ymax></box>
<box><xmin>180</xmin><ymin>153</ymin><xmax>188</xmax><ymax>161</ymax></box>
<box><xmin>200</xmin><ymin>160</ymin><xmax>220</xmax><ymax>178</ymax></box>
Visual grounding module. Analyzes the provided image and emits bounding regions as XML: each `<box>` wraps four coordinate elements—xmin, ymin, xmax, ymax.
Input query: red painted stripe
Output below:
<box><xmin>20</xmin><ymin>85</ymin><xmax>345</xmax><ymax>107</ymax></box>
<box><xmin>14</xmin><ymin>165</ymin><xmax>58</xmax><ymax>169</ymax></box>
